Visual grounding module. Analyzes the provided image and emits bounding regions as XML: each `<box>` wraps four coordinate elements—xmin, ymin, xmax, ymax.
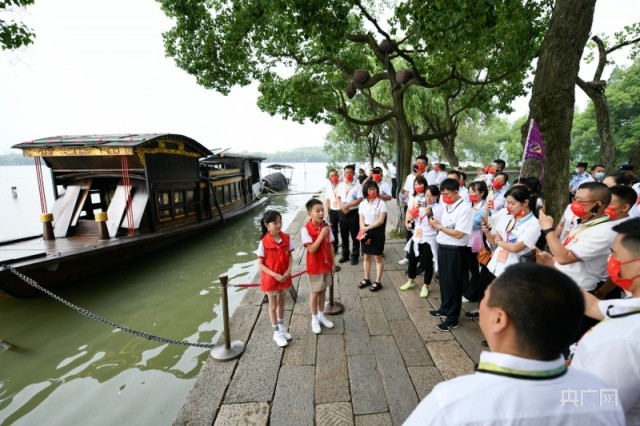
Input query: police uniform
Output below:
<box><xmin>404</xmin><ymin>351</ymin><xmax>625</xmax><ymax>425</ymax></box>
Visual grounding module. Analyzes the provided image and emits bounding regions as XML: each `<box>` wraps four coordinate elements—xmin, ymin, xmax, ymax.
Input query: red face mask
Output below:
<box><xmin>372</xmin><ymin>173</ymin><xmax>382</xmax><ymax>183</ymax></box>
<box><xmin>344</xmin><ymin>173</ymin><xmax>354</xmax><ymax>183</ymax></box>
<box><xmin>367</xmin><ymin>192</ymin><xmax>378</xmax><ymax>200</ymax></box>
<box><xmin>570</xmin><ymin>201</ymin><xmax>597</xmax><ymax>219</ymax></box>
<box><xmin>485</xmin><ymin>167</ymin><xmax>495</xmax><ymax>174</ymax></box>
<box><xmin>468</xmin><ymin>194</ymin><xmax>479</xmax><ymax>203</ymax></box>
<box><xmin>607</xmin><ymin>256</ymin><xmax>640</xmax><ymax>291</ymax></box>
<box><xmin>329</xmin><ymin>176</ymin><xmax>339</xmax><ymax>185</ymax></box>
<box><xmin>604</xmin><ymin>206</ymin><xmax>618</xmax><ymax>220</ymax></box>
<box><xmin>415</xmin><ymin>185</ymin><xmax>425</xmax><ymax>194</ymax></box>
<box><xmin>492</xmin><ymin>180</ymin><xmax>504</xmax><ymax>191</ymax></box>
<box><xmin>442</xmin><ymin>194</ymin><xmax>455</xmax><ymax>205</ymax></box>
<box><xmin>506</xmin><ymin>205</ymin><xmax>525</xmax><ymax>217</ymax></box>
<box><xmin>417</xmin><ymin>164</ymin><xmax>426</xmax><ymax>173</ymax></box>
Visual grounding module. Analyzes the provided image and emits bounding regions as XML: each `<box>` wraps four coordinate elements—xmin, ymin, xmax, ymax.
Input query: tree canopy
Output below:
<box><xmin>0</xmin><ymin>0</ymin><xmax>35</xmax><ymax>50</ymax></box>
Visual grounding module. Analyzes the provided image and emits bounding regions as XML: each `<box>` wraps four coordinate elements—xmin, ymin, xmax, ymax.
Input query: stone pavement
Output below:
<box><xmin>174</xmin><ymin>198</ymin><xmax>485</xmax><ymax>426</ymax></box>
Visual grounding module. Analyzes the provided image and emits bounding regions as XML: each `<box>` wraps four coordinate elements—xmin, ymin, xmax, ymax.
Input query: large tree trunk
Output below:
<box><xmin>394</xmin><ymin>92</ymin><xmax>414</xmax><ymax>234</ymax></box>
<box><xmin>439</xmin><ymin>135</ymin><xmax>459</xmax><ymax>167</ymax></box>
<box><xmin>629</xmin><ymin>140</ymin><xmax>640</xmax><ymax>169</ymax></box>
<box><xmin>523</xmin><ymin>0</ymin><xmax>597</xmax><ymax>221</ymax></box>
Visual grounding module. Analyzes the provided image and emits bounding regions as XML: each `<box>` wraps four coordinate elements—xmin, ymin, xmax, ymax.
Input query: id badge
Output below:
<box><xmin>497</xmin><ymin>249</ymin><xmax>509</xmax><ymax>263</ymax></box>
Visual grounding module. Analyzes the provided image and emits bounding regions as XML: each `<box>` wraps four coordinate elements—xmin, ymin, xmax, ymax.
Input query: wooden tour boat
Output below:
<box><xmin>261</xmin><ymin>163</ymin><xmax>293</xmax><ymax>191</ymax></box>
<box><xmin>0</xmin><ymin>133</ymin><xmax>267</xmax><ymax>298</ymax></box>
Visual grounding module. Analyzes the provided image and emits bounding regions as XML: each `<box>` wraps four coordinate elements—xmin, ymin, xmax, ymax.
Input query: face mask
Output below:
<box><xmin>417</xmin><ymin>163</ymin><xmax>426</xmax><ymax>173</ymax></box>
<box><xmin>415</xmin><ymin>185</ymin><xmax>425</xmax><ymax>194</ymax></box>
<box><xmin>595</xmin><ymin>172</ymin><xmax>605</xmax><ymax>181</ymax></box>
<box><xmin>469</xmin><ymin>194</ymin><xmax>479</xmax><ymax>203</ymax></box>
<box><xmin>372</xmin><ymin>173</ymin><xmax>382</xmax><ymax>183</ymax></box>
<box><xmin>442</xmin><ymin>194</ymin><xmax>455</xmax><ymax>205</ymax></box>
<box><xmin>607</xmin><ymin>256</ymin><xmax>640</xmax><ymax>291</ymax></box>
<box><xmin>604</xmin><ymin>206</ymin><xmax>618</xmax><ymax>220</ymax></box>
<box><xmin>570</xmin><ymin>201</ymin><xmax>598</xmax><ymax>218</ymax></box>
<box><xmin>506</xmin><ymin>205</ymin><xmax>525</xmax><ymax>217</ymax></box>
<box><xmin>484</xmin><ymin>167</ymin><xmax>495</xmax><ymax>175</ymax></box>
<box><xmin>367</xmin><ymin>192</ymin><xmax>377</xmax><ymax>200</ymax></box>
<box><xmin>492</xmin><ymin>180</ymin><xmax>504</xmax><ymax>191</ymax></box>
<box><xmin>329</xmin><ymin>176</ymin><xmax>339</xmax><ymax>185</ymax></box>
<box><xmin>433</xmin><ymin>166</ymin><xmax>439</xmax><ymax>172</ymax></box>
<box><xmin>345</xmin><ymin>174</ymin><xmax>354</xmax><ymax>183</ymax></box>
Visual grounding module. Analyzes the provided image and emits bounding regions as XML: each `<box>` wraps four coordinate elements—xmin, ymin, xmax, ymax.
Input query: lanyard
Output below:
<box><xmin>505</xmin><ymin>212</ymin><xmax>534</xmax><ymax>241</ymax></box>
<box><xmin>605</xmin><ymin>305</ymin><xmax>640</xmax><ymax>319</ymax></box>
<box><xmin>446</xmin><ymin>198</ymin><xmax>463</xmax><ymax>214</ymax></box>
<box><xmin>476</xmin><ymin>360</ymin><xmax>567</xmax><ymax>380</ymax></box>
<box><xmin>562</xmin><ymin>216</ymin><xmax>610</xmax><ymax>246</ymax></box>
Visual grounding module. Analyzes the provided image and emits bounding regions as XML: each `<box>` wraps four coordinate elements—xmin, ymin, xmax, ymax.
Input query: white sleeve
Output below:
<box><xmin>301</xmin><ymin>227</ymin><xmax>312</xmax><ymax>245</ymax></box>
<box><xmin>455</xmin><ymin>205</ymin><xmax>474</xmax><ymax>235</ymax></box>
<box><xmin>288</xmin><ymin>239</ymin><xmax>295</xmax><ymax>252</ymax></box>
<box><xmin>403</xmin><ymin>175</ymin><xmax>414</xmax><ymax>193</ymax></box>
<box><xmin>403</xmin><ymin>393</ymin><xmax>445</xmax><ymax>426</ymax></box>
<box><xmin>520</xmin><ymin>219</ymin><xmax>542</xmax><ymax>248</ymax></box>
<box><xmin>570</xmin><ymin>226</ymin><xmax>614</xmax><ymax>262</ymax></box>
<box><xmin>256</xmin><ymin>241</ymin><xmax>265</xmax><ymax>258</ymax></box>
<box><xmin>324</xmin><ymin>184</ymin><xmax>332</xmax><ymax>200</ymax></box>
<box><xmin>380</xmin><ymin>200</ymin><xmax>388</xmax><ymax>213</ymax></box>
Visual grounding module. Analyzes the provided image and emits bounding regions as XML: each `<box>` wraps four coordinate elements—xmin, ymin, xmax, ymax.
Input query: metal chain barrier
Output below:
<box><xmin>226</xmin><ymin>269</ymin><xmax>306</xmax><ymax>287</ymax></box>
<box><xmin>2</xmin><ymin>265</ymin><xmax>216</xmax><ymax>349</ymax></box>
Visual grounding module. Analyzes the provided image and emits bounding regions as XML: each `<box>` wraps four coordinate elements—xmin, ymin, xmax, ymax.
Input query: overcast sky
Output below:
<box><xmin>0</xmin><ymin>0</ymin><xmax>638</xmax><ymax>154</ymax></box>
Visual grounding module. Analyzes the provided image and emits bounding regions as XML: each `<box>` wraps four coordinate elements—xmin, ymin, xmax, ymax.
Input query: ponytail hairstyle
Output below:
<box><xmin>261</xmin><ymin>210</ymin><xmax>282</xmax><ymax>237</ymax></box>
<box><xmin>505</xmin><ymin>186</ymin><xmax>537</xmax><ymax>215</ymax></box>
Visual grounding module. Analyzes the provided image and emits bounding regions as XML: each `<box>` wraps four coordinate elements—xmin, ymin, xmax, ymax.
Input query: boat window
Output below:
<box><xmin>158</xmin><ymin>191</ymin><xmax>172</xmax><ymax>220</ymax></box>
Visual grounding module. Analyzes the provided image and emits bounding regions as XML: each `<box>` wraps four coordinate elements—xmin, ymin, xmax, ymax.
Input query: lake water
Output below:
<box><xmin>0</xmin><ymin>162</ymin><xmax>329</xmax><ymax>425</ymax></box>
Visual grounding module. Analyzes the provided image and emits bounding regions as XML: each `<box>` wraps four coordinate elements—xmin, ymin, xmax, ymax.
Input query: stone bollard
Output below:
<box><xmin>40</xmin><ymin>213</ymin><xmax>54</xmax><ymax>240</ymax></box>
<box><xmin>95</xmin><ymin>212</ymin><xmax>109</xmax><ymax>240</ymax></box>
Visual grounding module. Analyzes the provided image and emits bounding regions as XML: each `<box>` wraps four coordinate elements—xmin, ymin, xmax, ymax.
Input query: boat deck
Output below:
<box><xmin>0</xmin><ymin>235</ymin><xmax>110</xmax><ymax>265</ymax></box>
<box><xmin>174</xmin><ymin>195</ymin><xmax>484</xmax><ymax>425</ymax></box>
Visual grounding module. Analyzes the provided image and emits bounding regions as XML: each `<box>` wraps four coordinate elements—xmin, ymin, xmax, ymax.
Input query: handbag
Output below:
<box><xmin>469</xmin><ymin>229</ymin><xmax>484</xmax><ymax>253</ymax></box>
<box><xmin>477</xmin><ymin>247</ymin><xmax>493</xmax><ymax>266</ymax></box>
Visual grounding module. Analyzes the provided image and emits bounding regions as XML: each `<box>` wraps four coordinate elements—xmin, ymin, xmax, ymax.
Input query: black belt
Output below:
<box><xmin>439</xmin><ymin>244</ymin><xmax>467</xmax><ymax>250</ymax></box>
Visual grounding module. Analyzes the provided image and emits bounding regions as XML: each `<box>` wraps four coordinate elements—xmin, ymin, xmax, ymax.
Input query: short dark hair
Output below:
<box><xmin>447</xmin><ymin>170</ymin><xmax>462</xmax><ymax>180</ymax></box>
<box><xmin>613</xmin><ymin>218</ymin><xmax>640</xmax><ymax>256</ymax></box>
<box><xmin>610</xmin><ymin>171</ymin><xmax>637</xmax><ymax>186</ymax></box>
<box><xmin>494</xmin><ymin>171</ymin><xmax>509</xmax><ymax>183</ymax></box>
<box><xmin>578</xmin><ymin>181</ymin><xmax>611</xmax><ymax>205</ymax></box>
<box><xmin>344</xmin><ymin>164</ymin><xmax>355</xmax><ymax>173</ymax></box>
<box><xmin>492</xmin><ymin>159</ymin><xmax>506</xmax><ymax>170</ymax></box>
<box><xmin>416</xmin><ymin>154</ymin><xmax>429</xmax><ymax>163</ymax></box>
<box><xmin>426</xmin><ymin>184</ymin><xmax>440</xmax><ymax>198</ymax></box>
<box><xmin>440</xmin><ymin>178</ymin><xmax>460</xmax><ymax>192</ymax></box>
<box><xmin>488</xmin><ymin>263</ymin><xmax>584</xmax><ymax>360</ymax></box>
<box><xmin>591</xmin><ymin>164</ymin><xmax>605</xmax><ymax>171</ymax></box>
<box><xmin>610</xmin><ymin>185</ymin><xmax>637</xmax><ymax>209</ymax></box>
<box><xmin>362</xmin><ymin>180</ymin><xmax>379</xmax><ymax>197</ymax></box>
<box><xmin>372</xmin><ymin>166</ymin><xmax>383</xmax><ymax>175</ymax></box>
<box><xmin>306</xmin><ymin>198</ymin><xmax>323</xmax><ymax>212</ymax></box>
<box><xmin>438</xmin><ymin>163</ymin><xmax>447</xmax><ymax>171</ymax></box>
<box><xmin>460</xmin><ymin>171</ymin><xmax>467</xmax><ymax>182</ymax></box>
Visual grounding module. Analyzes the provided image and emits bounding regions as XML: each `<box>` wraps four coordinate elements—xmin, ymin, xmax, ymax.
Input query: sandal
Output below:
<box><xmin>369</xmin><ymin>282</ymin><xmax>383</xmax><ymax>292</ymax></box>
<box><xmin>358</xmin><ymin>278</ymin><xmax>372</xmax><ymax>289</ymax></box>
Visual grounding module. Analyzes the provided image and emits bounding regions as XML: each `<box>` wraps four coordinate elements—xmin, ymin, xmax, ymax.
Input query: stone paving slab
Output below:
<box><xmin>214</xmin><ymin>402</ymin><xmax>270</xmax><ymax>426</ymax></box>
<box><xmin>270</xmin><ymin>365</ymin><xmax>315</xmax><ymax>426</ymax></box>
<box><xmin>176</xmin><ymin>198</ymin><xmax>484</xmax><ymax>425</ymax></box>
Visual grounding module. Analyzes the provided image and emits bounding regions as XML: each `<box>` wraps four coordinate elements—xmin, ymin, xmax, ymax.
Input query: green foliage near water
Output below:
<box><xmin>238</xmin><ymin>146</ymin><xmax>329</xmax><ymax>163</ymax></box>
<box><xmin>0</xmin><ymin>153</ymin><xmax>31</xmax><ymax>165</ymax></box>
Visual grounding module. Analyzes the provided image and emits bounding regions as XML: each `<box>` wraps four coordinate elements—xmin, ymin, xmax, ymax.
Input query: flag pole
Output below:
<box><xmin>518</xmin><ymin>118</ymin><xmax>535</xmax><ymax>182</ymax></box>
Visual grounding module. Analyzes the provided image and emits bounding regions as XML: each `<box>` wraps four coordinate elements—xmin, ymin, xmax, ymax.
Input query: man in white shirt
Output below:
<box><xmin>324</xmin><ymin>168</ymin><xmax>341</xmax><ymax>255</ymax></box>
<box><xmin>404</xmin><ymin>263</ymin><xmax>625</xmax><ymax>426</ymax></box>
<box><xmin>337</xmin><ymin>165</ymin><xmax>363</xmax><ymax>265</ymax></box>
<box><xmin>435</xmin><ymin>163</ymin><xmax>448</xmax><ymax>185</ymax></box>
<box><xmin>572</xmin><ymin>218</ymin><xmax>640</xmax><ymax>425</ymax></box>
<box><xmin>447</xmin><ymin>170</ymin><xmax>468</xmax><ymax>202</ymax></box>
<box><xmin>370</xmin><ymin>166</ymin><xmax>392</xmax><ymax>201</ymax></box>
<box><xmin>428</xmin><ymin>178</ymin><xmax>473</xmax><ymax>331</ymax></box>
<box><xmin>490</xmin><ymin>172</ymin><xmax>509</xmax><ymax>213</ymax></box>
<box><xmin>390</xmin><ymin>161</ymin><xmax>397</xmax><ymax>199</ymax></box>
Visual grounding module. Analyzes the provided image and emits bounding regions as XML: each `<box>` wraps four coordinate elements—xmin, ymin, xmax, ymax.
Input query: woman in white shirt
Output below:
<box><xmin>483</xmin><ymin>186</ymin><xmax>541</xmax><ymax>279</ymax></box>
<box><xmin>358</xmin><ymin>180</ymin><xmax>387</xmax><ymax>292</ymax></box>
<box><xmin>401</xmin><ymin>177</ymin><xmax>443</xmax><ymax>298</ymax></box>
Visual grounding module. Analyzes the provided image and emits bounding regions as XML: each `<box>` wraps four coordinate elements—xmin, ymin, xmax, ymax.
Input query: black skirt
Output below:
<box><xmin>361</xmin><ymin>225</ymin><xmax>385</xmax><ymax>255</ymax></box>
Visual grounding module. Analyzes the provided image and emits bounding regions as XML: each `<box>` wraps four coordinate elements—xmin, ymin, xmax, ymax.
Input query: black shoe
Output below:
<box><xmin>338</xmin><ymin>257</ymin><xmax>349</xmax><ymax>264</ymax></box>
<box><xmin>350</xmin><ymin>258</ymin><xmax>358</xmax><ymax>265</ymax></box>
<box><xmin>334</xmin><ymin>265</ymin><xmax>341</xmax><ymax>272</ymax></box>
<box><xmin>464</xmin><ymin>309</ymin><xmax>479</xmax><ymax>319</ymax></box>
<box><xmin>428</xmin><ymin>310</ymin><xmax>446</xmax><ymax>319</ymax></box>
<box><xmin>436</xmin><ymin>322</ymin><xmax>459</xmax><ymax>332</ymax></box>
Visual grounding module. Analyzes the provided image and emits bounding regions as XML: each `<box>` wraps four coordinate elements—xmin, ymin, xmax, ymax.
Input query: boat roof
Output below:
<box><xmin>266</xmin><ymin>163</ymin><xmax>294</xmax><ymax>169</ymax></box>
<box><xmin>201</xmin><ymin>152</ymin><xmax>266</xmax><ymax>162</ymax></box>
<box><xmin>12</xmin><ymin>133</ymin><xmax>212</xmax><ymax>157</ymax></box>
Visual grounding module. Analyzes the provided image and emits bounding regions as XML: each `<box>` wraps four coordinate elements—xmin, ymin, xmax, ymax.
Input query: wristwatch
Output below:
<box><xmin>541</xmin><ymin>228</ymin><xmax>554</xmax><ymax>236</ymax></box>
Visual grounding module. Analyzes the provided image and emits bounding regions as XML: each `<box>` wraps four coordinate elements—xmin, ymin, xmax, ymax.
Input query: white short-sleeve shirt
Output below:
<box><xmin>358</xmin><ymin>198</ymin><xmax>387</xmax><ymax>225</ymax></box>
<box><xmin>571</xmin><ymin>297</ymin><xmax>640</xmax><ymax>424</ymax></box>
<box><xmin>487</xmin><ymin>213</ymin><xmax>541</xmax><ymax>277</ymax></box>
<box><xmin>492</xmin><ymin>187</ymin><xmax>508</xmax><ymax>213</ymax></box>
<box><xmin>324</xmin><ymin>181</ymin><xmax>342</xmax><ymax>211</ymax></box>
<box><xmin>436</xmin><ymin>198</ymin><xmax>473</xmax><ymax>246</ymax></box>
<box><xmin>403</xmin><ymin>173</ymin><xmax>417</xmax><ymax>194</ymax></box>
<box><xmin>378</xmin><ymin>181</ymin><xmax>392</xmax><ymax>198</ymax></box>
<box><xmin>337</xmin><ymin>180</ymin><xmax>362</xmax><ymax>211</ymax></box>
<box><xmin>404</xmin><ymin>351</ymin><xmax>625</xmax><ymax>426</ymax></box>
<box><xmin>554</xmin><ymin>217</ymin><xmax>616</xmax><ymax>291</ymax></box>
<box><xmin>558</xmin><ymin>204</ymin><xmax>578</xmax><ymax>241</ymax></box>
<box><xmin>300</xmin><ymin>225</ymin><xmax>335</xmax><ymax>245</ymax></box>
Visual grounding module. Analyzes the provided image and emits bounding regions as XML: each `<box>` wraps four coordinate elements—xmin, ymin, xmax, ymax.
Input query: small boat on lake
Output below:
<box><xmin>262</xmin><ymin>163</ymin><xmax>293</xmax><ymax>191</ymax></box>
<box><xmin>0</xmin><ymin>133</ymin><xmax>267</xmax><ymax>297</ymax></box>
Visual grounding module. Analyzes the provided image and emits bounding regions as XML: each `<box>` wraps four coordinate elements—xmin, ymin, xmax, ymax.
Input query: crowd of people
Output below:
<box><xmin>255</xmin><ymin>158</ymin><xmax>640</xmax><ymax>424</ymax></box>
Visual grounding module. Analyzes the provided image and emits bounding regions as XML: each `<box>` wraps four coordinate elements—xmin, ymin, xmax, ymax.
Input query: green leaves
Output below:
<box><xmin>0</xmin><ymin>0</ymin><xmax>35</xmax><ymax>50</ymax></box>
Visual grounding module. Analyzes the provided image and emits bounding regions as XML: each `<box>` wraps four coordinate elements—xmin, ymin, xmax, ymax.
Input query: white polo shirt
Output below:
<box><xmin>558</xmin><ymin>204</ymin><xmax>578</xmax><ymax>241</ymax></box>
<box><xmin>324</xmin><ymin>181</ymin><xmax>342</xmax><ymax>211</ymax></box>
<box><xmin>407</xmin><ymin>196</ymin><xmax>443</xmax><ymax>241</ymax></box>
<box><xmin>492</xmin><ymin>187</ymin><xmax>508</xmax><ymax>213</ymax></box>
<box><xmin>378</xmin><ymin>181</ymin><xmax>392</xmax><ymax>198</ymax></box>
<box><xmin>337</xmin><ymin>180</ymin><xmax>362</xmax><ymax>211</ymax></box>
<box><xmin>435</xmin><ymin>171</ymin><xmax>448</xmax><ymax>185</ymax></box>
<box><xmin>358</xmin><ymin>197</ymin><xmax>387</xmax><ymax>225</ymax></box>
<box><xmin>404</xmin><ymin>351</ymin><xmax>625</xmax><ymax>426</ymax></box>
<box><xmin>571</xmin><ymin>297</ymin><xmax>640</xmax><ymax>425</ymax></box>
<box><xmin>487</xmin><ymin>213</ymin><xmax>541</xmax><ymax>277</ymax></box>
<box><xmin>436</xmin><ymin>198</ymin><xmax>473</xmax><ymax>246</ymax></box>
<box><xmin>425</xmin><ymin>169</ymin><xmax>437</xmax><ymax>185</ymax></box>
<box><xmin>554</xmin><ymin>217</ymin><xmax>615</xmax><ymax>291</ymax></box>
<box><xmin>403</xmin><ymin>173</ymin><xmax>419</xmax><ymax>194</ymax></box>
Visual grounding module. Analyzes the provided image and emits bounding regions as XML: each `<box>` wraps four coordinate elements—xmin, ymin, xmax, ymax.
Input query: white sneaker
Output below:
<box><xmin>398</xmin><ymin>258</ymin><xmax>409</xmax><ymax>265</ymax></box>
<box><xmin>279</xmin><ymin>325</ymin><xmax>292</xmax><ymax>341</ymax></box>
<box><xmin>319</xmin><ymin>316</ymin><xmax>335</xmax><ymax>329</ymax></box>
<box><xmin>273</xmin><ymin>331</ymin><xmax>288</xmax><ymax>347</ymax></box>
<box><xmin>311</xmin><ymin>321</ymin><xmax>321</xmax><ymax>334</ymax></box>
